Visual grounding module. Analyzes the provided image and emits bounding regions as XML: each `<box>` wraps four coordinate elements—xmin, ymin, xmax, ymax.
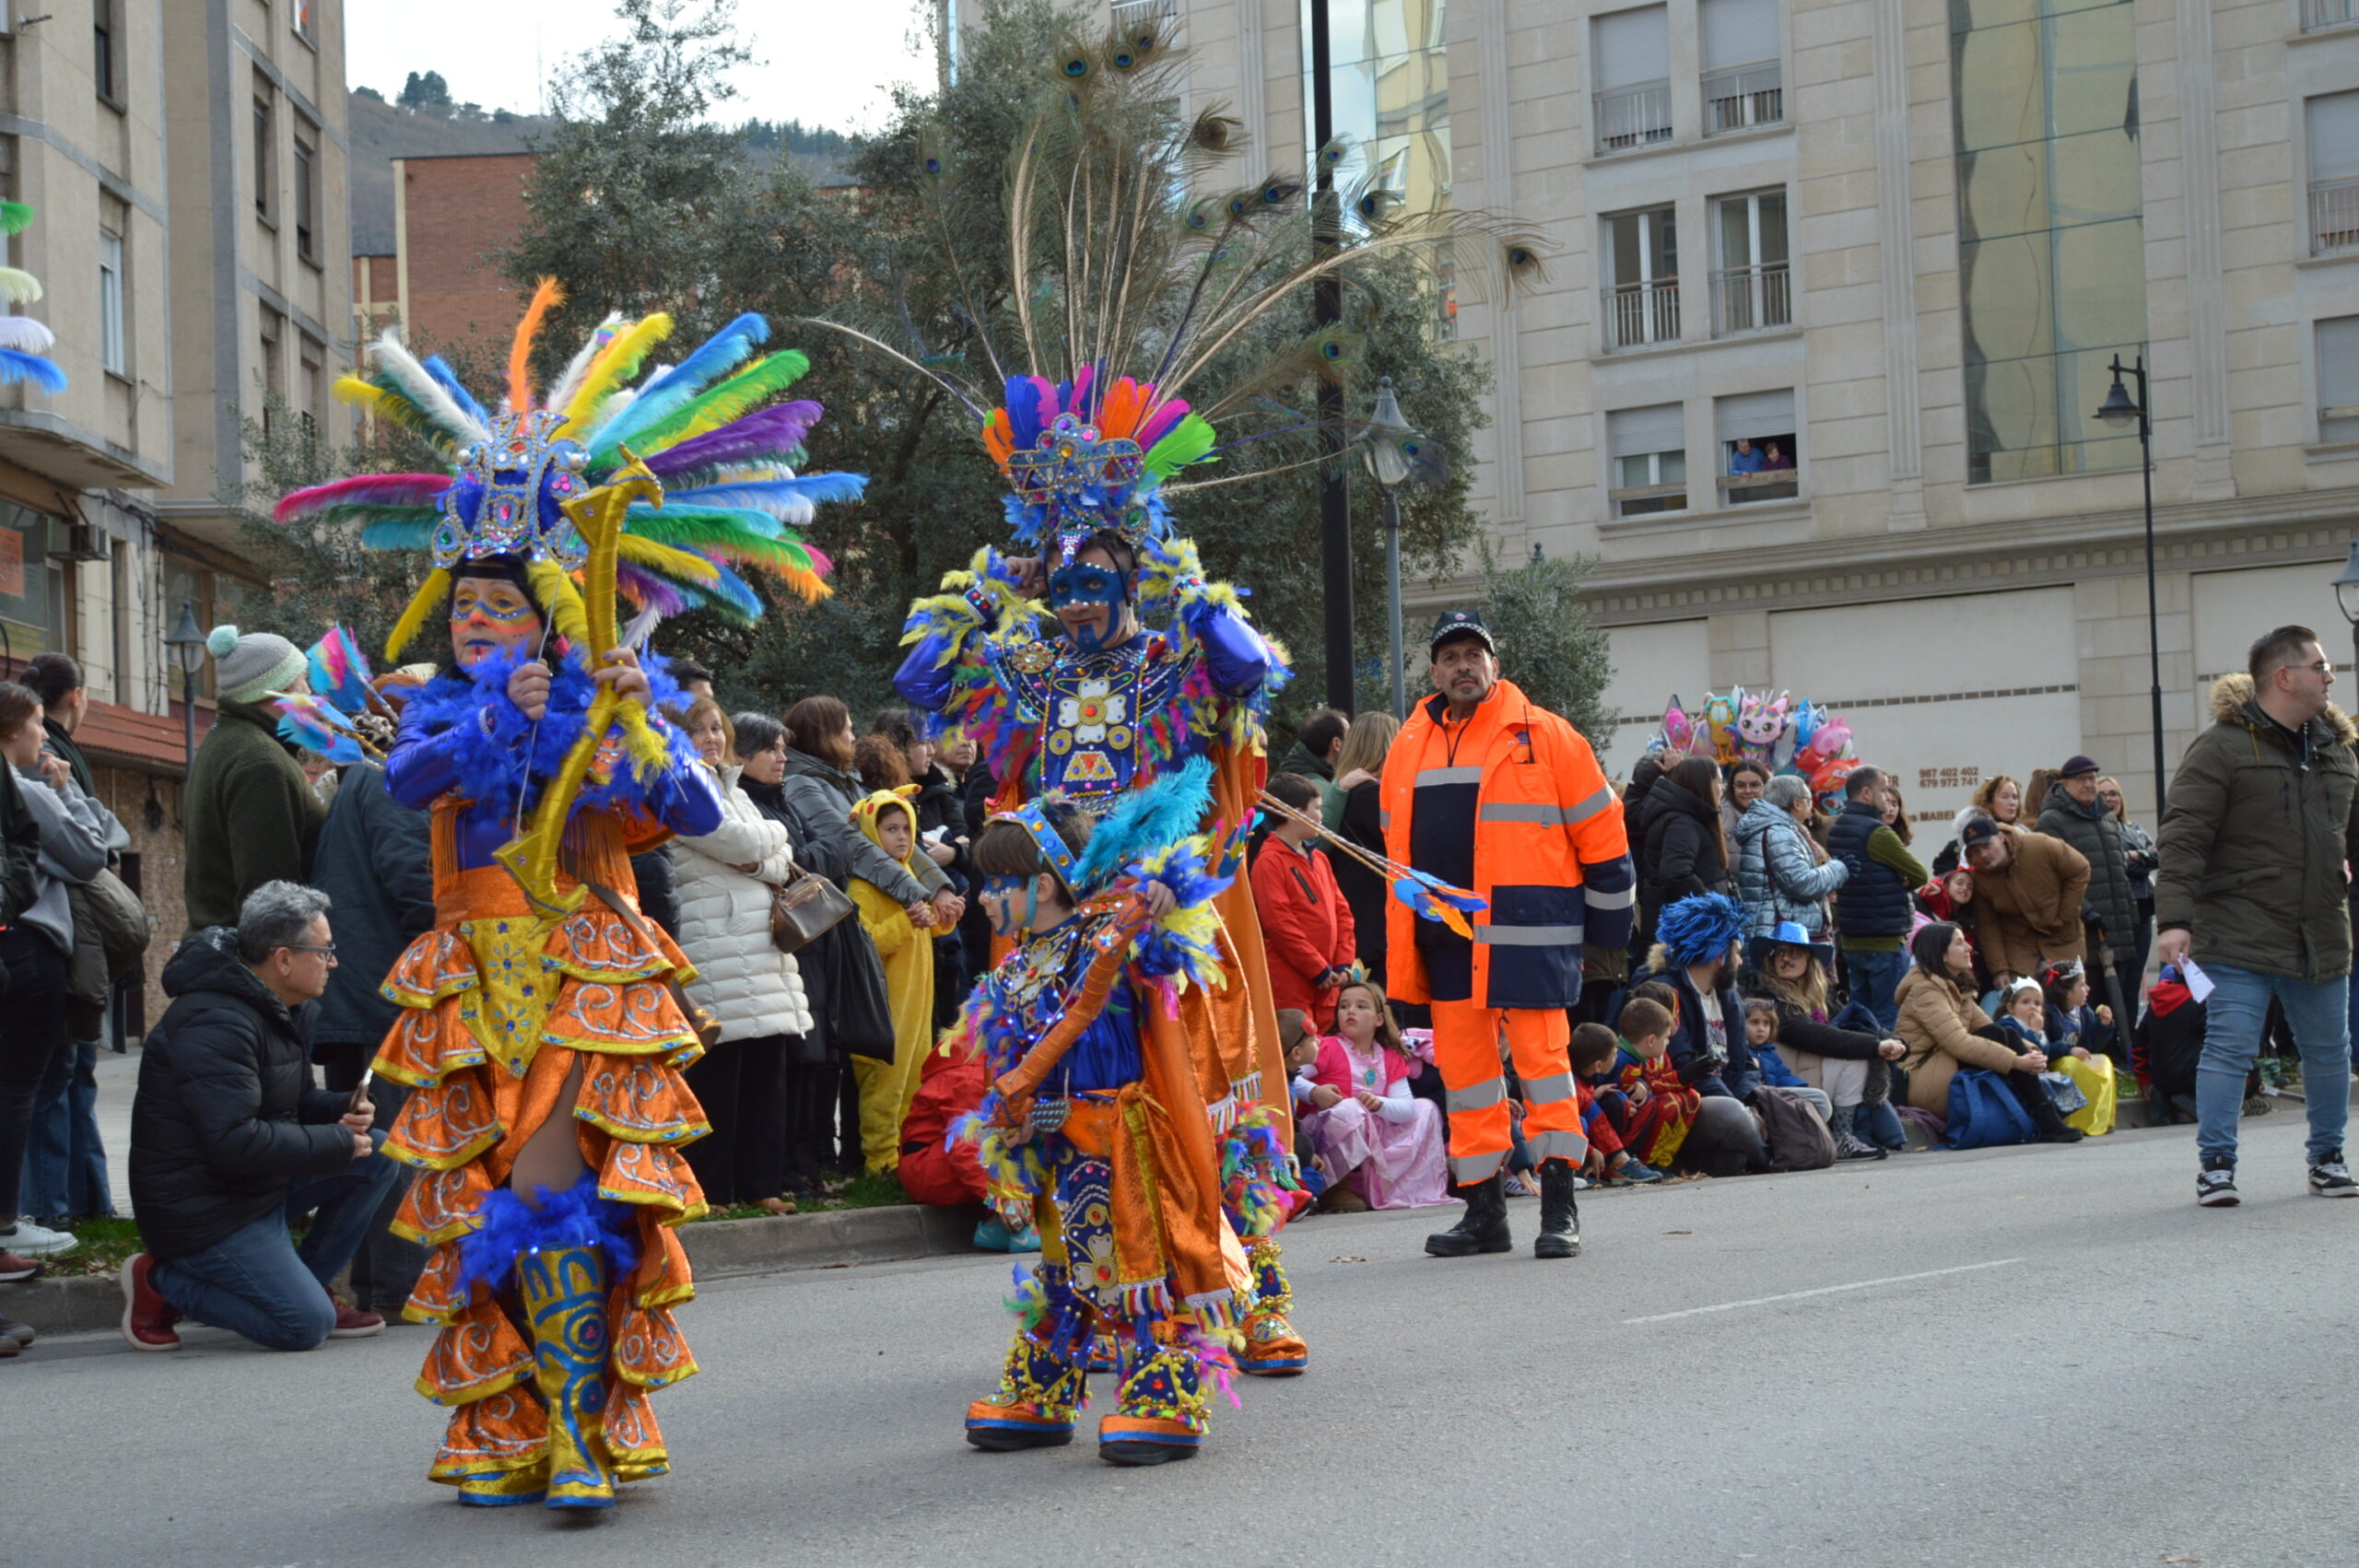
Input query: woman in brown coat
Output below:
<box><xmin>1895</xmin><ymin>921</ymin><xmax>2083</xmax><ymax>1142</ymax></box>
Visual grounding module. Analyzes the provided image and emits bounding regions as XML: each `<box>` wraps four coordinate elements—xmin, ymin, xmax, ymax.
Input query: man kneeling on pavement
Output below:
<box><xmin>122</xmin><ymin>882</ymin><xmax>397</xmax><ymax>1351</ymax></box>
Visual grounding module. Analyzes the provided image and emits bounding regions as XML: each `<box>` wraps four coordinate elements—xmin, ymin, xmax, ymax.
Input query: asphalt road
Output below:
<box><xmin>8</xmin><ymin>1111</ymin><xmax>2353</xmax><ymax>1568</ymax></box>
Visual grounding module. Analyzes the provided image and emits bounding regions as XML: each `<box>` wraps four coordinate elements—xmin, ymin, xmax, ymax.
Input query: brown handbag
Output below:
<box><xmin>769</xmin><ymin>867</ymin><xmax>857</xmax><ymax>955</ymax></box>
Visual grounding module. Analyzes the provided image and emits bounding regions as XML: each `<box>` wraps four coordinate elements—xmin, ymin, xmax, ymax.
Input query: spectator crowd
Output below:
<box><xmin>4</xmin><ymin>615</ymin><xmax>2354</xmax><ymax>1358</ymax></box>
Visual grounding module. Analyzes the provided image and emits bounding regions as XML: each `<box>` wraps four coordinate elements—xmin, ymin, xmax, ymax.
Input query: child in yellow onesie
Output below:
<box><xmin>850</xmin><ymin>787</ymin><xmax>939</xmax><ymax>1176</ymax></box>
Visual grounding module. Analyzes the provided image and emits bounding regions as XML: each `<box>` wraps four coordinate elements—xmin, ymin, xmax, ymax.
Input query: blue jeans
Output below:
<box><xmin>2196</xmin><ymin>964</ymin><xmax>2353</xmax><ymax>1166</ymax></box>
<box><xmin>149</xmin><ymin>1138</ymin><xmax>399</xmax><ymax>1351</ymax></box>
<box><xmin>18</xmin><ymin>1039</ymin><xmax>111</xmax><ymax>1224</ymax></box>
<box><xmin>1844</xmin><ymin>948</ymin><xmax>1908</xmax><ymax>1033</ymax></box>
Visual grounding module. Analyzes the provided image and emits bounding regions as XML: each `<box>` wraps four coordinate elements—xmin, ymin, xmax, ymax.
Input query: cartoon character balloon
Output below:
<box><xmin>1702</xmin><ymin>689</ymin><xmax>1743</xmax><ymax>766</ymax></box>
<box><xmin>1737</xmin><ymin>690</ymin><xmax>1788</xmax><ymax>765</ymax></box>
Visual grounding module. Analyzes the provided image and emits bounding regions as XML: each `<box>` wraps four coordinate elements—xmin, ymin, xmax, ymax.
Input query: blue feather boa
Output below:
<box><xmin>453</xmin><ymin>1175</ymin><xmax>640</xmax><ymax>1298</ymax></box>
<box><xmin>396</xmin><ymin>649</ymin><xmax>698</xmax><ymax>815</ymax></box>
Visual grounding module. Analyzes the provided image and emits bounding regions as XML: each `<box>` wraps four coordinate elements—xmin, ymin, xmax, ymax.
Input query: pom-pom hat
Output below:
<box><xmin>206</xmin><ymin>625</ymin><xmax>307</xmax><ymax>707</ymax></box>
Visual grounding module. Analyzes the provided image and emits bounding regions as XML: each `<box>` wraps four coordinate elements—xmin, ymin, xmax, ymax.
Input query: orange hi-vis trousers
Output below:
<box><xmin>1430</xmin><ymin>997</ymin><xmax>1590</xmax><ymax>1186</ymax></box>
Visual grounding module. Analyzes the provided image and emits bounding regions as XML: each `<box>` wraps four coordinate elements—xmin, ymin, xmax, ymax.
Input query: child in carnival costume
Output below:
<box><xmin>952</xmin><ymin>760</ymin><xmax>1253</xmax><ymax>1466</ymax></box>
<box><xmin>273</xmin><ymin>287</ymin><xmax>863</xmax><ymax>1509</ymax></box>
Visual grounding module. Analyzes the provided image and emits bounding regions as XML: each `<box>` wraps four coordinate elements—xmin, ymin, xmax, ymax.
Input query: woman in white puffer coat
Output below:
<box><xmin>671</xmin><ymin>699</ymin><xmax>813</xmax><ymax>1215</ymax></box>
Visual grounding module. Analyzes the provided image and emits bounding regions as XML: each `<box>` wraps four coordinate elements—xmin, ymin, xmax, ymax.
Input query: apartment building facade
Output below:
<box><xmin>1016</xmin><ymin>0</ymin><xmax>2359</xmax><ymax>828</ymax></box>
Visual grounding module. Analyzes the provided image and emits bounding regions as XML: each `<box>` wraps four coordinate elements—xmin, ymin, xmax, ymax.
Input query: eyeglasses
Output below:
<box><xmin>288</xmin><ymin>942</ymin><xmax>337</xmax><ymax>960</ymax></box>
<box><xmin>2298</xmin><ymin>661</ymin><xmax>2335</xmax><ymax>676</ymax></box>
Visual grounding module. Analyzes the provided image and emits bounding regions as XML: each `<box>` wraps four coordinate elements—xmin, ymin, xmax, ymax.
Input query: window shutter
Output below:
<box><xmin>1609</xmin><ymin>403</ymin><xmax>1686</xmax><ymax>460</ymax></box>
<box><xmin>1700</xmin><ymin>0</ymin><xmax>1779</xmax><ymax>72</ymax></box>
<box><xmin>2310</xmin><ymin>91</ymin><xmax>2359</xmax><ymax>184</ymax></box>
<box><xmin>1715</xmin><ymin>389</ymin><xmax>1795</xmax><ymax>445</ymax></box>
<box><xmin>1594</xmin><ymin>5</ymin><xmax>1671</xmax><ymax>88</ymax></box>
<box><xmin>2320</xmin><ymin>318</ymin><xmax>2359</xmax><ymax>441</ymax></box>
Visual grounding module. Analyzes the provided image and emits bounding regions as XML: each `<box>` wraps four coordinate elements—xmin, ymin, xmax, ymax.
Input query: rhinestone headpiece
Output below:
<box><xmin>429</xmin><ymin>410</ymin><xmax>598</xmax><ymax>570</ymax></box>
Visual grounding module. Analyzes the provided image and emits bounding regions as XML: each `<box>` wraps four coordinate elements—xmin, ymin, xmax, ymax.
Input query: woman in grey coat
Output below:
<box><xmin>1733</xmin><ymin>774</ymin><xmax>1848</xmax><ymax>940</ymax></box>
<box><xmin>777</xmin><ymin>696</ymin><xmax>956</xmax><ymax>921</ymax></box>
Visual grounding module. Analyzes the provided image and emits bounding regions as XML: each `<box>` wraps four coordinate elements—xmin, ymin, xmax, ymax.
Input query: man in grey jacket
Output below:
<box><xmin>2157</xmin><ymin>626</ymin><xmax>2359</xmax><ymax>1207</ymax></box>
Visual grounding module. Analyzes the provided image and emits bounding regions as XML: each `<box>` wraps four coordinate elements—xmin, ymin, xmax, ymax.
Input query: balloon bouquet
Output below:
<box><xmin>1651</xmin><ymin>687</ymin><xmax>1860</xmax><ymax>811</ymax></box>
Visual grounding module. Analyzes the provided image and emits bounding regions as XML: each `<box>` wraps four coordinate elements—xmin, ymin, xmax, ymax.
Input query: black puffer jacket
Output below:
<box><xmin>2036</xmin><ymin>790</ymin><xmax>2138</xmax><ymax>951</ymax></box>
<box><xmin>130</xmin><ymin>929</ymin><xmax>357</xmax><ymax>1258</ymax></box>
<box><xmin>1637</xmin><ymin>777</ymin><xmax>1732</xmax><ymax>936</ymax></box>
<box><xmin>308</xmin><ymin>762</ymin><xmax>434</xmax><ymax>1050</ymax></box>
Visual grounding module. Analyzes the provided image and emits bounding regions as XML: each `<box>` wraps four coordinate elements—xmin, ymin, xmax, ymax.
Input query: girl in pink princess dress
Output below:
<box><xmin>1297</xmin><ymin>980</ymin><xmax>1449</xmax><ymax>1210</ymax></box>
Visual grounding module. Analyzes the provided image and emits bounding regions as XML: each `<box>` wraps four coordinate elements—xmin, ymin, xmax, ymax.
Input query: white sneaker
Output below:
<box><xmin>0</xmin><ymin>1218</ymin><xmax>77</xmax><ymax>1257</ymax></box>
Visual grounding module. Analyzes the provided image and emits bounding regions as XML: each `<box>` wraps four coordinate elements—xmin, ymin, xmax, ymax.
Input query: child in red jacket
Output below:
<box><xmin>1251</xmin><ymin>772</ymin><xmax>1357</xmax><ymax>1031</ymax></box>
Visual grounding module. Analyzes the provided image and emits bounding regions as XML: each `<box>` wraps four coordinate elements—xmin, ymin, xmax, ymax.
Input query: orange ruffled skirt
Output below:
<box><xmin>372</xmin><ymin>862</ymin><xmax>710</xmax><ymax>1489</ymax></box>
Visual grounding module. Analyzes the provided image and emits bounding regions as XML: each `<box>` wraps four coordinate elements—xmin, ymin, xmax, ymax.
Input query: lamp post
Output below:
<box><xmin>164</xmin><ymin>600</ymin><xmax>205</xmax><ymax>775</ymax></box>
<box><xmin>1307</xmin><ymin>0</ymin><xmax>1355</xmax><ymax>714</ymax></box>
<box><xmin>2095</xmin><ymin>353</ymin><xmax>2165</xmax><ymax>817</ymax></box>
<box><xmin>2332</xmin><ymin>544</ymin><xmax>2359</xmax><ymax>700</ymax></box>
<box><xmin>1364</xmin><ymin>376</ymin><xmax>1412</xmax><ymax>719</ymax></box>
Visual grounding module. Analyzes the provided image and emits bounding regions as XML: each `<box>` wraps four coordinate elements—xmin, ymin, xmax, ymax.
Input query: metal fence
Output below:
<box><xmin>2313</xmin><ymin>177</ymin><xmax>2359</xmax><ymax>254</ymax></box>
<box><xmin>1595</xmin><ymin>80</ymin><xmax>1674</xmax><ymax>153</ymax></box>
<box><xmin>1710</xmin><ymin>262</ymin><xmax>1792</xmax><ymax>336</ymax></box>
<box><xmin>1604</xmin><ymin>277</ymin><xmax>1682</xmax><ymax>349</ymax></box>
<box><xmin>1703</xmin><ymin>62</ymin><xmax>1783</xmax><ymax>135</ymax></box>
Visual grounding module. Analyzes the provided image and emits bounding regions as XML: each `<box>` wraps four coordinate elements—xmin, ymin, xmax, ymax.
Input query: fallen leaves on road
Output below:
<box><xmin>1330</xmin><ymin>1255</ymin><xmax>1367</xmax><ymax>1263</ymax></box>
<box><xmin>2161</xmin><ymin>1555</ymin><xmax>2201</xmax><ymax>1564</ymax></box>
<box><xmin>1666</xmin><ymin>1229</ymin><xmax>1692</xmax><ymax>1235</ymax></box>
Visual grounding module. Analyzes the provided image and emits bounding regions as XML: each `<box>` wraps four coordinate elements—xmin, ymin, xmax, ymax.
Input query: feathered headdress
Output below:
<box><xmin>808</xmin><ymin>17</ymin><xmax>1522</xmax><ymax>558</ymax></box>
<box><xmin>0</xmin><ymin>203</ymin><xmax>64</xmax><ymax>394</ymax></box>
<box><xmin>273</xmin><ymin>287</ymin><xmax>865</xmax><ymax>659</ymax></box>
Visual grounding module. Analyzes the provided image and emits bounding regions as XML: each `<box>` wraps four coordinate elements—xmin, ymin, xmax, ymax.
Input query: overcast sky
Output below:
<box><xmin>345</xmin><ymin>1</ymin><xmax>938</xmax><ymax>133</ymax></box>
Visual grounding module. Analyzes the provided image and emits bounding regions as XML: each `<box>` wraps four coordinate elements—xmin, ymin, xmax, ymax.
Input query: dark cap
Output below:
<box><xmin>1429</xmin><ymin>609</ymin><xmax>1497</xmax><ymax>655</ymax></box>
<box><xmin>1959</xmin><ymin>815</ymin><xmax>2005</xmax><ymax>850</ymax></box>
<box><xmin>2057</xmin><ymin>754</ymin><xmax>2100</xmax><ymax>778</ymax></box>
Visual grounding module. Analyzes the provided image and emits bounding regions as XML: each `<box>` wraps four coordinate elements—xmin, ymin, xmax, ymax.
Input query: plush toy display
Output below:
<box><xmin>1649</xmin><ymin>686</ymin><xmax>1860</xmax><ymax>810</ymax></box>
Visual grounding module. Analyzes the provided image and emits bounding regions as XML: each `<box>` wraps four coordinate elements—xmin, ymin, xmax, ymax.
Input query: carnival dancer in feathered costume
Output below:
<box><xmin>952</xmin><ymin>762</ymin><xmax>1248</xmax><ymax>1465</ymax></box>
<box><xmin>273</xmin><ymin>288</ymin><xmax>863</xmax><ymax>1509</ymax></box>
<box><xmin>850</xmin><ymin>17</ymin><xmax>1506</xmax><ymax>1380</ymax></box>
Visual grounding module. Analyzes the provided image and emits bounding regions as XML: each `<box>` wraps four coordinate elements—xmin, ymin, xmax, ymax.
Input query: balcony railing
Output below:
<box><xmin>1703</xmin><ymin>62</ymin><xmax>1784</xmax><ymax>135</ymax></box>
<box><xmin>2313</xmin><ymin>177</ymin><xmax>2359</xmax><ymax>254</ymax></box>
<box><xmin>1710</xmin><ymin>262</ymin><xmax>1793</xmax><ymax>336</ymax></box>
<box><xmin>2305</xmin><ymin>0</ymin><xmax>2356</xmax><ymax>29</ymax></box>
<box><xmin>1604</xmin><ymin>277</ymin><xmax>1682</xmax><ymax>349</ymax></box>
<box><xmin>1719</xmin><ymin>469</ymin><xmax>1801</xmax><ymax>504</ymax></box>
<box><xmin>1595</xmin><ymin>79</ymin><xmax>1673</xmax><ymax>154</ymax></box>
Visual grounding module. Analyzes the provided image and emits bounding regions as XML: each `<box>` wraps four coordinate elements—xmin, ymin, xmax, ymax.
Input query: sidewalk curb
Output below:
<box><xmin>2</xmin><ymin>1202</ymin><xmax>993</xmax><ymax>1340</ymax></box>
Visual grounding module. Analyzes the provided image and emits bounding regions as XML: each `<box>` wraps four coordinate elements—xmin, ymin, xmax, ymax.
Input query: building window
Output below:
<box><xmin>299</xmin><ymin>333</ymin><xmax>323</xmax><ymax>439</ymax></box>
<box><xmin>1711</xmin><ymin>190</ymin><xmax>1790</xmax><ymax>335</ymax></box>
<box><xmin>1608</xmin><ymin>404</ymin><xmax>1688</xmax><ymax>517</ymax></box>
<box><xmin>259</xmin><ymin>308</ymin><xmax>284</xmax><ymax>439</ymax></box>
<box><xmin>1603</xmin><ymin>205</ymin><xmax>1680</xmax><ymax>349</ymax></box>
<box><xmin>2306</xmin><ymin>0</ymin><xmax>2355</xmax><ymax>30</ymax></box>
<box><xmin>1950</xmin><ymin>0</ymin><xmax>2146</xmax><ymax>483</ymax></box>
<box><xmin>98</xmin><ymin>228</ymin><xmax>124</xmax><ymax>376</ymax></box>
<box><xmin>294</xmin><ymin>0</ymin><xmax>316</xmax><ymax>41</ymax></box>
<box><xmin>93</xmin><ymin>0</ymin><xmax>118</xmax><ymax>102</ymax></box>
<box><xmin>2309</xmin><ymin>92</ymin><xmax>2359</xmax><ymax>254</ymax></box>
<box><xmin>1594</xmin><ymin>5</ymin><xmax>1672</xmax><ymax>153</ymax></box>
<box><xmin>293</xmin><ymin>125</ymin><xmax>318</xmax><ymax>263</ymax></box>
<box><xmin>1717</xmin><ymin>389</ymin><xmax>1799</xmax><ymax>502</ymax></box>
<box><xmin>2319</xmin><ymin>317</ymin><xmax>2359</xmax><ymax>443</ymax></box>
<box><xmin>1700</xmin><ymin>0</ymin><xmax>1781</xmax><ymax>135</ymax></box>
<box><xmin>1301</xmin><ymin>0</ymin><xmax>1453</xmax><ymax>333</ymax></box>
<box><xmin>0</xmin><ymin>506</ymin><xmax>68</xmax><ymax>660</ymax></box>
<box><xmin>252</xmin><ymin>85</ymin><xmax>276</xmax><ymax>224</ymax></box>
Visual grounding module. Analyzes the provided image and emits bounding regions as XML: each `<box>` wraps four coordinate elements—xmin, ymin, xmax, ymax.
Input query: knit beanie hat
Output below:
<box><xmin>206</xmin><ymin>624</ymin><xmax>306</xmax><ymax>706</ymax></box>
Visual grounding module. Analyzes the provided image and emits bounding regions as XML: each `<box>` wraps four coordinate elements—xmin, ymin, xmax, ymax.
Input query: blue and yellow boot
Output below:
<box><xmin>517</xmin><ymin>1245</ymin><xmax>616</xmax><ymax>1510</ymax></box>
<box><xmin>455</xmin><ymin>1466</ymin><xmax>548</xmax><ymax>1508</ymax></box>
<box><xmin>1237</xmin><ymin>1236</ymin><xmax>1308</xmax><ymax>1375</ymax></box>
<box><xmin>1097</xmin><ymin>1329</ymin><xmax>1211</xmax><ymax>1466</ymax></box>
<box><xmin>965</xmin><ymin>1330</ymin><xmax>1087</xmax><ymax>1451</ymax></box>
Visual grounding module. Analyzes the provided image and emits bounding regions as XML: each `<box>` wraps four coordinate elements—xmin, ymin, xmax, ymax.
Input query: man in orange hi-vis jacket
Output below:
<box><xmin>1380</xmin><ymin>610</ymin><xmax>1636</xmax><ymax>1260</ymax></box>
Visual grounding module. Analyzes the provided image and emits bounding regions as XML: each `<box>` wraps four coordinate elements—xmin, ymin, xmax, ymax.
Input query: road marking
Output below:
<box><xmin>1622</xmin><ymin>1258</ymin><xmax>2024</xmax><ymax>1324</ymax></box>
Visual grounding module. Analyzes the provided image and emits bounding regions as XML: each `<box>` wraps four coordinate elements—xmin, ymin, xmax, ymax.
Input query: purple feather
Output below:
<box><xmin>1135</xmin><ymin>397</ymin><xmax>1189</xmax><ymax>451</ymax></box>
<box><xmin>616</xmin><ymin>562</ymin><xmax>689</xmax><ymax>617</ymax></box>
<box><xmin>1003</xmin><ymin>375</ymin><xmax>1055</xmax><ymax>451</ymax></box>
<box><xmin>644</xmin><ymin>402</ymin><xmax>825</xmax><ymax>477</ymax></box>
<box><xmin>274</xmin><ymin>473</ymin><xmax>452</xmax><ymax>522</ymax></box>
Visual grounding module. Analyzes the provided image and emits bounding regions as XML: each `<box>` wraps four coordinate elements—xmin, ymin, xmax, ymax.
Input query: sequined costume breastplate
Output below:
<box><xmin>986</xmin><ymin>636</ymin><xmax>1188</xmax><ymax>813</ymax></box>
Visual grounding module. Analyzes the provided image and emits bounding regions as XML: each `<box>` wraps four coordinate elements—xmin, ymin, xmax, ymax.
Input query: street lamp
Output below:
<box><xmin>1364</xmin><ymin>376</ymin><xmax>1413</xmax><ymax>720</ymax></box>
<box><xmin>2095</xmin><ymin>354</ymin><xmax>2165</xmax><ymax>817</ymax></box>
<box><xmin>2332</xmin><ymin>543</ymin><xmax>2359</xmax><ymax>696</ymax></box>
<box><xmin>164</xmin><ymin>600</ymin><xmax>206</xmax><ymax>775</ymax></box>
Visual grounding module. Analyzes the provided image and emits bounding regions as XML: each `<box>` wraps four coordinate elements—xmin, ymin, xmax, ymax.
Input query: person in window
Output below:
<box><xmin>1728</xmin><ymin>438</ymin><xmax>1767</xmax><ymax>477</ymax></box>
<box><xmin>1764</xmin><ymin>439</ymin><xmax>1797</xmax><ymax>472</ymax></box>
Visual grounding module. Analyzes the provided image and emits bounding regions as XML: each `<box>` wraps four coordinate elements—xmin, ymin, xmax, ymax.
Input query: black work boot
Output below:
<box><xmin>1535</xmin><ymin>1160</ymin><xmax>1582</xmax><ymax>1259</ymax></box>
<box><xmin>1424</xmin><ymin>1172</ymin><xmax>1511</xmax><ymax>1257</ymax></box>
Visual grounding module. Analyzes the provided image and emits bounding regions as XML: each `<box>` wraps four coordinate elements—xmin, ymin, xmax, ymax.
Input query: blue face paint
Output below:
<box><xmin>1050</xmin><ymin>564</ymin><xmax>1129</xmax><ymax>653</ymax></box>
<box><xmin>983</xmin><ymin>874</ymin><xmax>1028</xmax><ymax>939</ymax></box>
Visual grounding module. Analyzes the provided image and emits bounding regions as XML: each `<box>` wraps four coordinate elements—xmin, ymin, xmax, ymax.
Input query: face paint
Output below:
<box><xmin>1049</xmin><ymin>563</ymin><xmax>1128</xmax><ymax>653</ymax></box>
<box><xmin>983</xmin><ymin>873</ymin><xmax>1028</xmax><ymax>939</ymax></box>
<box><xmin>449</xmin><ymin>577</ymin><xmax>545</xmax><ymax>670</ymax></box>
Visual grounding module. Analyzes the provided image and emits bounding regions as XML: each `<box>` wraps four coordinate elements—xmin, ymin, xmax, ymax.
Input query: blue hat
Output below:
<box><xmin>1750</xmin><ymin>919</ymin><xmax>1834</xmax><ymax>969</ymax></box>
<box><xmin>1656</xmin><ymin>892</ymin><xmax>1748</xmax><ymax>969</ymax></box>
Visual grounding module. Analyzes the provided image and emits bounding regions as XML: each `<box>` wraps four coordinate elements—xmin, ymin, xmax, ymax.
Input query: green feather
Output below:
<box><xmin>1142</xmin><ymin>412</ymin><xmax>1215</xmax><ymax>478</ymax></box>
<box><xmin>610</xmin><ymin>351</ymin><xmax>812</xmax><ymax>461</ymax></box>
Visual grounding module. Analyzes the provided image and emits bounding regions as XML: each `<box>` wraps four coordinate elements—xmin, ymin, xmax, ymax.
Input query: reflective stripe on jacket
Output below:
<box><xmin>1379</xmin><ymin>679</ymin><xmax>1635</xmax><ymax>1008</ymax></box>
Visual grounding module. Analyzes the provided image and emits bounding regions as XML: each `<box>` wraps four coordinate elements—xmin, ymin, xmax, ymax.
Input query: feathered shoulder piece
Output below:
<box><xmin>274</xmin><ymin>287</ymin><xmax>864</xmax><ymax>659</ymax></box>
<box><xmin>394</xmin><ymin>648</ymin><xmax>698</xmax><ymax>815</ymax></box>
